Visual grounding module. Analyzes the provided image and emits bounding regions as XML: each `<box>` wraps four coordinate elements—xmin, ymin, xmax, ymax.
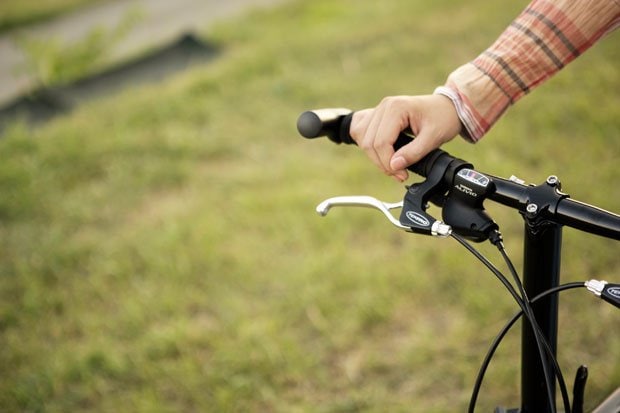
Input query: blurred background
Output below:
<box><xmin>0</xmin><ymin>0</ymin><xmax>618</xmax><ymax>412</ymax></box>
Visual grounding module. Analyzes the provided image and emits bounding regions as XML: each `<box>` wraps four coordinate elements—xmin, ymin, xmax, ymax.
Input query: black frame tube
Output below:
<box><xmin>521</xmin><ymin>220</ymin><xmax>563</xmax><ymax>413</ymax></box>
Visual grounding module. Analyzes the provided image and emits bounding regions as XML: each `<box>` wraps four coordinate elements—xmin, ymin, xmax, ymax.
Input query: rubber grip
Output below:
<box><xmin>297</xmin><ymin>109</ymin><xmax>352</xmax><ymax>142</ymax></box>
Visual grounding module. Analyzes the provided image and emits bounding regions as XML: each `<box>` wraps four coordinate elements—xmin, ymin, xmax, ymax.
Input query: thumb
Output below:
<box><xmin>389</xmin><ymin>130</ymin><xmax>439</xmax><ymax>172</ymax></box>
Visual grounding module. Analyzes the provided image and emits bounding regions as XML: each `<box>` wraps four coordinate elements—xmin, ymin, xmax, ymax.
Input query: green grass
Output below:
<box><xmin>1</xmin><ymin>0</ymin><xmax>619</xmax><ymax>412</ymax></box>
<box><xmin>16</xmin><ymin>9</ymin><xmax>141</xmax><ymax>87</ymax></box>
<box><xmin>0</xmin><ymin>0</ymin><xmax>103</xmax><ymax>33</ymax></box>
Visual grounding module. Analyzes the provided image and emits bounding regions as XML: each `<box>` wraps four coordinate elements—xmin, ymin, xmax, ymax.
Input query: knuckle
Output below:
<box><xmin>381</xmin><ymin>95</ymin><xmax>404</xmax><ymax>107</ymax></box>
<box><xmin>359</xmin><ymin>138</ymin><xmax>373</xmax><ymax>151</ymax></box>
<box><xmin>379</xmin><ymin>96</ymin><xmax>397</xmax><ymax>108</ymax></box>
<box><xmin>372</xmin><ymin>139</ymin><xmax>386</xmax><ymax>151</ymax></box>
<box><xmin>349</xmin><ymin>124</ymin><xmax>363</xmax><ymax>141</ymax></box>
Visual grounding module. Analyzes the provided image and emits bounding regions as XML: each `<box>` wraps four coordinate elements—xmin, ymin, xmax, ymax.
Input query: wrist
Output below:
<box><xmin>434</xmin><ymin>86</ymin><xmax>477</xmax><ymax>142</ymax></box>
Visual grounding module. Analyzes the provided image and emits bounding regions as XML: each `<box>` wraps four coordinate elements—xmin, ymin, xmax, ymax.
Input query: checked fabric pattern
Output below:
<box><xmin>435</xmin><ymin>0</ymin><xmax>620</xmax><ymax>141</ymax></box>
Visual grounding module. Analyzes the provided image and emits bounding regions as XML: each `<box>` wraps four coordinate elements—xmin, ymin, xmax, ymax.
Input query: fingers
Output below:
<box><xmin>351</xmin><ymin>97</ymin><xmax>411</xmax><ymax>180</ymax></box>
<box><xmin>391</xmin><ymin>129</ymin><xmax>439</xmax><ymax>172</ymax></box>
<box><xmin>362</xmin><ymin>102</ymin><xmax>394</xmax><ymax>173</ymax></box>
<box><xmin>349</xmin><ymin>109</ymin><xmax>372</xmax><ymax>143</ymax></box>
<box><xmin>351</xmin><ymin>108</ymin><xmax>390</xmax><ymax>176</ymax></box>
<box><xmin>388</xmin><ymin>132</ymin><xmax>438</xmax><ymax>183</ymax></box>
<box><xmin>349</xmin><ymin>94</ymin><xmax>461</xmax><ymax>182</ymax></box>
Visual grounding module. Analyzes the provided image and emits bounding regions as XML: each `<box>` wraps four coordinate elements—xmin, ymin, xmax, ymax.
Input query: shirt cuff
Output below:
<box><xmin>433</xmin><ymin>86</ymin><xmax>480</xmax><ymax>142</ymax></box>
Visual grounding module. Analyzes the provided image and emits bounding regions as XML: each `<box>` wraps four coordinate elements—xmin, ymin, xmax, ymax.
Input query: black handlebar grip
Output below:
<box><xmin>297</xmin><ymin>109</ymin><xmax>353</xmax><ymax>143</ymax></box>
<box><xmin>297</xmin><ymin>109</ymin><xmax>450</xmax><ymax>178</ymax></box>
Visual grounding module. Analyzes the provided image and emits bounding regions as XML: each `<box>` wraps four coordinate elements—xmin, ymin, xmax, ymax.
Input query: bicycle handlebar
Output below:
<box><xmin>297</xmin><ymin>109</ymin><xmax>435</xmax><ymax>177</ymax></box>
<box><xmin>297</xmin><ymin>109</ymin><xmax>620</xmax><ymax>240</ymax></box>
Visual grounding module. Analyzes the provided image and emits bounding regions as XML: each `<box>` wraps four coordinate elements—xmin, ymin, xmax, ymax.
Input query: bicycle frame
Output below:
<box><xmin>484</xmin><ymin>174</ymin><xmax>618</xmax><ymax>412</ymax></box>
<box><xmin>521</xmin><ymin>200</ymin><xmax>563</xmax><ymax>412</ymax></box>
<box><xmin>297</xmin><ymin>108</ymin><xmax>620</xmax><ymax>412</ymax></box>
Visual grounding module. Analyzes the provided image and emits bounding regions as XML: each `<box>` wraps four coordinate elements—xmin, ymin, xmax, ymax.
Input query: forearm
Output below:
<box><xmin>437</xmin><ymin>0</ymin><xmax>620</xmax><ymax>141</ymax></box>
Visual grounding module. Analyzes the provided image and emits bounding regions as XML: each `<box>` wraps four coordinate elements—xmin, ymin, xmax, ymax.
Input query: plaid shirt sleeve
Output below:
<box><xmin>435</xmin><ymin>0</ymin><xmax>620</xmax><ymax>142</ymax></box>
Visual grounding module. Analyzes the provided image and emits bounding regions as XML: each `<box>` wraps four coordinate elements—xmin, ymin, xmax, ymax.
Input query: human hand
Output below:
<box><xmin>349</xmin><ymin>95</ymin><xmax>462</xmax><ymax>182</ymax></box>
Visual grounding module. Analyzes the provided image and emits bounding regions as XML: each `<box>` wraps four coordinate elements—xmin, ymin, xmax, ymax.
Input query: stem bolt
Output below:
<box><xmin>526</xmin><ymin>203</ymin><xmax>538</xmax><ymax>215</ymax></box>
<box><xmin>546</xmin><ymin>175</ymin><xmax>559</xmax><ymax>186</ymax></box>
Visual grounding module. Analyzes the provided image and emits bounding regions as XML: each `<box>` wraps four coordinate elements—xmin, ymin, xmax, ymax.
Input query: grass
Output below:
<box><xmin>0</xmin><ymin>0</ymin><xmax>103</xmax><ymax>33</ymax></box>
<box><xmin>16</xmin><ymin>9</ymin><xmax>141</xmax><ymax>87</ymax></box>
<box><xmin>0</xmin><ymin>0</ymin><xmax>619</xmax><ymax>411</ymax></box>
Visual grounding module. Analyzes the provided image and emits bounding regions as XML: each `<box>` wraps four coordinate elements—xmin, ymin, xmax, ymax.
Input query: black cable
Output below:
<box><xmin>450</xmin><ymin>233</ymin><xmax>556</xmax><ymax>408</ymax></box>
<box><xmin>490</xmin><ymin>231</ymin><xmax>566</xmax><ymax>412</ymax></box>
<box><xmin>467</xmin><ymin>282</ymin><xmax>584</xmax><ymax>412</ymax></box>
<box><xmin>450</xmin><ymin>233</ymin><xmax>559</xmax><ymax>413</ymax></box>
<box><xmin>450</xmin><ymin>233</ymin><xmax>526</xmax><ymax>310</ymax></box>
<box><xmin>496</xmin><ymin>243</ymin><xmax>572</xmax><ymax>413</ymax></box>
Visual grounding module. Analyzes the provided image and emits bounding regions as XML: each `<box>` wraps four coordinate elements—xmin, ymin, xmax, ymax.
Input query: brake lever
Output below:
<box><xmin>316</xmin><ymin>195</ymin><xmax>406</xmax><ymax>229</ymax></box>
<box><xmin>316</xmin><ymin>195</ymin><xmax>451</xmax><ymax>237</ymax></box>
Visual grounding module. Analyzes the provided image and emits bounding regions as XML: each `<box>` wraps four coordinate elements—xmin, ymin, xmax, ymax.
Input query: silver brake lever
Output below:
<box><xmin>316</xmin><ymin>195</ymin><xmax>452</xmax><ymax>237</ymax></box>
<box><xmin>316</xmin><ymin>195</ymin><xmax>410</xmax><ymax>231</ymax></box>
